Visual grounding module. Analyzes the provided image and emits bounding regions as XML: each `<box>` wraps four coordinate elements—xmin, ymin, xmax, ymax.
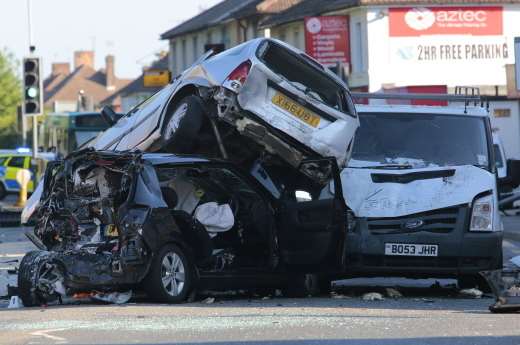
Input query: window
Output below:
<box><xmin>351</xmin><ymin>113</ymin><xmax>490</xmax><ymax>169</ymax></box>
<box><xmin>8</xmin><ymin>156</ymin><xmax>25</xmax><ymax>168</ymax></box>
<box><xmin>170</xmin><ymin>41</ymin><xmax>177</xmax><ymax>74</ymax></box>
<box><xmin>181</xmin><ymin>39</ymin><xmax>187</xmax><ymax>69</ymax></box>
<box><xmin>220</xmin><ymin>26</ymin><xmax>229</xmax><ymax>48</ymax></box>
<box><xmin>260</xmin><ymin>41</ymin><xmax>354</xmax><ymax>115</ymax></box>
<box><xmin>192</xmin><ymin>36</ymin><xmax>199</xmax><ymax>58</ymax></box>
<box><xmin>293</xmin><ymin>30</ymin><xmax>301</xmax><ymax>49</ymax></box>
<box><xmin>494</xmin><ymin>144</ymin><xmax>504</xmax><ymax>168</ymax></box>
<box><xmin>351</xmin><ymin>20</ymin><xmax>366</xmax><ymax>73</ymax></box>
<box><xmin>0</xmin><ymin>157</ymin><xmax>7</xmax><ymax>166</ymax></box>
<box><xmin>279</xmin><ymin>29</ymin><xmax>286</xmax><ymax>42</ymax></box>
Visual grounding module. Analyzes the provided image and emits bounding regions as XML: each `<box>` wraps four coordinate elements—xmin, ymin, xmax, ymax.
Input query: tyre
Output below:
<box><xmin>458</xmin><ymin>274</ymin><xmax>491</xmax><ymax>292</ymax></box>
<box><xmin>143</xmin><ymin>244</ymin><xmax>194</xmax><ymax>303</ymax></box>
<box><xmin>161</xmin><ymin>95</ymin><xmax>205</xmax><ymax>153</ymax></box>
<box><xmin>0</xmin><ymin>183</ymin><xmax>6</xmax><ymax>200</ymax></box>
<box><xmin>18</xmin><ymin>250</ymin><xmax>59</xmax><ymax>307</ymax></box>
<box><xmin>283</xmin><ymin>273</ymin><xmax>321</xmax><ymax>298</ymax></box>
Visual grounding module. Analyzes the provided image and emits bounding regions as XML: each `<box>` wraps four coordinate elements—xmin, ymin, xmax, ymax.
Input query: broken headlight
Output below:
<box><xmin>470</xmin><ymin>194</ymin><xmax>496</xmax><ymax>232</ymax></box>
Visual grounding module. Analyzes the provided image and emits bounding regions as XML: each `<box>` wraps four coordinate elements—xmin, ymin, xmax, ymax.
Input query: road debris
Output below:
<box><xmin>385</xmin><ymin>288</ymin><xmax>402</xmax><ymax>299</ymax></box>
<box><xmin>459</xmin><ymin>288</ymin><xmax>484</xmax><ymax>299</ymax></box>
<box><xmin>362</xmin><ymin>292</ymin><xmax>384</xmax><ymax>301</ymax></box>
<box><xmin>8</xmin><ymin>295</ymin><xmax>23</xmax><ymax>309</ymax></box>
<box><xmin>330</xmin><ymin>291</ymin><xmax>351</xmax><ymax>299</ymax></box>
<box><xmin>481</xmin><ymin>268</ymin><xmax>520</xmax><ymax>313</ymax></box>
<box><xmin>202</xmin><ymin>297</ymin><xmax>215</xmax><ymax>304</ymax></box>
<box><xmin>91</xmin><ymin>291</ymin><xmax>132</xmax><ymax>304</ymax></box>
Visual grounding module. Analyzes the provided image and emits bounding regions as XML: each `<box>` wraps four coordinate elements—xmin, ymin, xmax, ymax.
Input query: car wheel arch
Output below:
<box><xmin>161</xmin><ymin>84</ymin><xmax>202</xmax><ymax>127</ymax></box>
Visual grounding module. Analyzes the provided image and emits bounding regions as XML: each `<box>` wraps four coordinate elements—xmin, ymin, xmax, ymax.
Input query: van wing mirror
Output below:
<box><xmin>504</xmin><ymin>159</ymin><xmax>520</xmax><ymax>189</ymax></box>
<box><xmin>100</xmin><ymin>106</ymin><xmax>118</xmax><ymax>126</ymax></box>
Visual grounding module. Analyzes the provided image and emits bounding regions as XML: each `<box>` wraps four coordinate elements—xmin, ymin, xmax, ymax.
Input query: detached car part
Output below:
<box><xmin>481</xmin><ymin>268</ymin><xmax>520</xmax><ymax>313</ymax></box>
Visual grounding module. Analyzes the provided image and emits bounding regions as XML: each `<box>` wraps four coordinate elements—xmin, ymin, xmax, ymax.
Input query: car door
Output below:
<box><xmin>276</xmin><ymin>159</ymin><xmax>346</xmax><ymax>268</ymax></box>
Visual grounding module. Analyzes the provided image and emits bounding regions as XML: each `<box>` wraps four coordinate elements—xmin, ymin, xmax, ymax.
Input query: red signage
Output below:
<box><xmin>304</xmin><ymin>16</ymin><xmax>350</xmax><ymax>67</ymax></box>
<box><xmin>389</xmin><ymin>7</ymin><xmax>503</xmax><ymax>37</ymax></box>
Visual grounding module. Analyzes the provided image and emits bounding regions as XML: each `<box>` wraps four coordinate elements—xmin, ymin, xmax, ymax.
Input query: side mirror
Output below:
<box><xmin>503</xmin><ymin>159</ymin><xmax>520</xmax><ymax>189</ymax></box>
<box><xmin>100</xmin><ymin>106</ymin><xmax>118</xmax><ymax>126</ymax></box>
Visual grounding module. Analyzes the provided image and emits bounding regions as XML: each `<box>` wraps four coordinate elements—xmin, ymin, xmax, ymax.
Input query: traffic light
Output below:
<box><xmin>23</xmin><ymin>57</ymin><xmax>42</xmax><ymax>115</ymax></box>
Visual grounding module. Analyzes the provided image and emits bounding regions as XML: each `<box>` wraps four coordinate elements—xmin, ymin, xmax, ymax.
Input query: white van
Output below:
<box><xmin>344</xmin><ymin>94</ymin><xmax>512</xmax><ymax>287</ymax></box>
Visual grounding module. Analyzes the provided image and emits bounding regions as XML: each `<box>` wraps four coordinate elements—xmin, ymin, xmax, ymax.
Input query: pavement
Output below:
<box><xmin>0</xmin><ymin>215</ymin><xmax>519</xmax><ymax>345</ymax></box>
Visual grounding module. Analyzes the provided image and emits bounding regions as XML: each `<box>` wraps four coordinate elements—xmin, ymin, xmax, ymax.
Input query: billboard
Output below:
<box><xmin>389</xmin><ymin>7</ymin><xmax>503</xmax><ymax>37</ymax></box>
<box><xmin>304</xmin><ymin>16</ymin><xmax>349</xmax><ymax>67</ymax></box>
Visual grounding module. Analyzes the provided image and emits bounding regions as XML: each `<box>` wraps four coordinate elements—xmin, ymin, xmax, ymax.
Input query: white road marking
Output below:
<box><xmin>30</xmin><ymin>329</ymin><xmax>68</xmax><ymax>344</ymax></box>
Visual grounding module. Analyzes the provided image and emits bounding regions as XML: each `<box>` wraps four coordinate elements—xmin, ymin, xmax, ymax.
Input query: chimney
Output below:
<box><xmin>105</xmin><ymin>55</ymin><xmax>115</xmax><ymax>90</ymax></box>
<box><xmin>51</xmin><ymin>62</ymin><xmax>70</xmax><ymax>75</ymax></box>
<box><xmin>74</xmin><ymin>51</ymin><xmax>94</xmax><ymax>69</ymax></box>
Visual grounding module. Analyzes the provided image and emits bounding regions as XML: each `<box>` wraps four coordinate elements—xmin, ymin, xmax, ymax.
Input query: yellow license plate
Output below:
<box><xmin>271</xmin><ymin>92</ymin><xmax>321</xmax><ymax>128</ymax></box>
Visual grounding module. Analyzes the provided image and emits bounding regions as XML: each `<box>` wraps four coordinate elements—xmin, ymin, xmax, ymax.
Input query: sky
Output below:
<box><xmin>0</xmin><ymin>0</ymin><xmax>222</xmax><ymax>79</ymax></box>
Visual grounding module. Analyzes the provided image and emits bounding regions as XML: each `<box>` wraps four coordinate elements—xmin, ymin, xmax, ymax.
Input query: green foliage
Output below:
<box><xmin>0</xmin><ymin>49</ymin><xmax>22</xmax><ymax>148</ymax></box>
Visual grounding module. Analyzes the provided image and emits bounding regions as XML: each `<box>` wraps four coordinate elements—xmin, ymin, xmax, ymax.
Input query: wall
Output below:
<box><xmin>365</xmin><ymin>4</ymin><xmax>520</xmax><ymax>92</ymax></box>
<box><xmin>168</xmin><ymin>20</ymin><xmax>254</xmax><ymax>75</ymax></box>
<box><xmin>270</xmin><ymin>22</ymin><xmax>305</xmax><ymax>49</ymax></box>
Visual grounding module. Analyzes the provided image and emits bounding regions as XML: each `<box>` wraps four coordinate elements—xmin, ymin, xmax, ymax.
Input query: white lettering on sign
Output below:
<box><xmin>416</xmin><ymin>43</ymin><xmax>508</xmax><ymax>61</ymax></box>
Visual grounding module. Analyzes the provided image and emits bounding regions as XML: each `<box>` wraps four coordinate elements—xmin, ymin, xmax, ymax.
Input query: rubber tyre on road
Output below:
<box><xmin>283</xmin><ymin>273</ymin><xmax>322</xmax><ymax>298</ymax></box>
<box><xmin>458</xmin><ymin>274</ymin><xmax>491</xmax><ymax>292</ymax></box>
<box><xmin>18</xmin><ymin>250</ymin><xmax>54</xmax><ymax>307</ymax></box>
<box><xmin>143</xmin><ymin>244</ymin><xmax>194</xmax><ymax>303</ymax></box>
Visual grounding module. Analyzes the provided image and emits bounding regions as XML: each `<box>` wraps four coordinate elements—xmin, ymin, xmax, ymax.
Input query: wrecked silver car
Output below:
<box><xmin>91</xmin><ymin>38</ymin><xmax>358</xmax><ymax>179</ymax></box>
<box><xmin>19</xmin><ymin>149</ymin><xmax>348</xmax><ymax>305</ymax></box>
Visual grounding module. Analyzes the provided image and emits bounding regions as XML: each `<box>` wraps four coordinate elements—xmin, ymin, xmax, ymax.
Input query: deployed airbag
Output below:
<box><xmin>194</xmin><ymin>202</ymin><xmax>234</xmax><ymax>236</ymax></box>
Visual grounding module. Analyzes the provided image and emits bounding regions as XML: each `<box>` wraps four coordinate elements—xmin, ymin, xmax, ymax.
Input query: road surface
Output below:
<box><xmin>0</xmin><ymin>216</ymin><xmax>519</xmax><ymax>345</ymax></box>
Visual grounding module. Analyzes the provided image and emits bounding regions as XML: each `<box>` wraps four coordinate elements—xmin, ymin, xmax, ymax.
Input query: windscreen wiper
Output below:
<box><xmin>356</xmin><ymin>164</ymin><xmax>414</xmax><ymax>170</ymax></box>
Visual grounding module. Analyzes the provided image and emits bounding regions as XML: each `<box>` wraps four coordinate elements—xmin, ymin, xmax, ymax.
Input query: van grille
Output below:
<box><xmin>366</xmin><ymin>206</ymin><xmax>464</xmax><ymax>234</ymax></box>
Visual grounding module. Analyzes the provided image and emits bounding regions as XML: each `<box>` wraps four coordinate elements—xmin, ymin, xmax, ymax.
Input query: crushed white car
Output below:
<box><xmin>90</xmin><ymin>38</ymin><xmax>359</xmax><ymax>180</ymax></box>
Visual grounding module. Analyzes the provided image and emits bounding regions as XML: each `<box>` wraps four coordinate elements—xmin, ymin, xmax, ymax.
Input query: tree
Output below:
<box><xmin>0</xmin><ymin>49</ymin><xmax>22</xmax><ymax>148</ymax></box>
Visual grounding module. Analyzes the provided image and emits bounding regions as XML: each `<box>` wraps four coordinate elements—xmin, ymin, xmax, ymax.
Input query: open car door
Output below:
<box><xmin>276</xmin><ymin>159</ymin><xmax>346</xmax><ymax>269</ymax></box>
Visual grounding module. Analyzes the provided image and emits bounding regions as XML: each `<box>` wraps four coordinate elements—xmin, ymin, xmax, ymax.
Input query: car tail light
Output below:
<box><xmin>226</xmin><ymin>60</ymin><xmax>251</xmax><ymax>85</ymax></box>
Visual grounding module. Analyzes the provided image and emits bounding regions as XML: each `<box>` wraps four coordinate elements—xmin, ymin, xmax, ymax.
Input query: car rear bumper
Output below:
<box><xmin>344</xmin><ymin>219</ymin><xmax>503</xmax><ymax>277</ymax></box>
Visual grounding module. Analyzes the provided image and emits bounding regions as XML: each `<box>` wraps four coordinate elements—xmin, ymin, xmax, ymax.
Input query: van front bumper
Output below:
<box><xmin>344</xmin><ymin>216</ymin><xmax>503</xmax><ymax>278</ymax></box>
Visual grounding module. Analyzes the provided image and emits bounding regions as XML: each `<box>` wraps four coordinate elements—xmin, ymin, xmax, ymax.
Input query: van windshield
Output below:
<box><xmin>350</xmin><ymin>113</ymin><xmax>490</xmax><ymax>170</ymax></box>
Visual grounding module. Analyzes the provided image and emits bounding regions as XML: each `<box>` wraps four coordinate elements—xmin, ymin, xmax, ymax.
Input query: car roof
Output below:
<box><xmin>355</xmin><ymin>104</ymin><xmax>489</xmax><ymax>117</ymax></box>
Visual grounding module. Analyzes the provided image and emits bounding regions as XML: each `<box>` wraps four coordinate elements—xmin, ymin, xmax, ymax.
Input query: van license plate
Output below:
<box><xmin>385</xmin><ymin>243</ymin><xmax>438</xmax><ymax>257</ymax></box>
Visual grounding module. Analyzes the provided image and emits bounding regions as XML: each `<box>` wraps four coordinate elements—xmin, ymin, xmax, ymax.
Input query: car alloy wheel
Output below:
<box><xmin>161</xmin><ymin>252</ymin><xmax>186</xmax><ymax>297</ymax></box>
<box><xmin>144</xmin><ymin>243</ymin><xmax>193</xmax><ymax>303</ymax></box>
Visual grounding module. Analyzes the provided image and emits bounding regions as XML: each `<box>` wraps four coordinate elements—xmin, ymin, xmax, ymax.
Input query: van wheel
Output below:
<box><xmin>0</xmin><ymin>183</ymin><xmax>6</xmax><ymax>200</ymax></box>
<box><xmin>161</xmin><ymin>95</ymin><xmax>205</xmax><ymax>152</ymax></box>
<box><xmin>283</xmin><ymin>273</ymin><xmax>321</xmax><ymax>297</ymax></box>
<box><xmin>144</xmin><ymin>244</ymin><xmax>194</xmax><ymax>303</ymax></box>
<box><xmin>458</xmin><ymin>274</ymin><xmax>491</xmax><ymax>292</ymax></box>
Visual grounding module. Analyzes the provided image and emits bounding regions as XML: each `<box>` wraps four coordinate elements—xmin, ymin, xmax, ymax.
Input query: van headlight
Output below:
<box><xmin>470</xmin><ymin>194</ymin><xmax>495</xmax><ymax>232</ymax></box>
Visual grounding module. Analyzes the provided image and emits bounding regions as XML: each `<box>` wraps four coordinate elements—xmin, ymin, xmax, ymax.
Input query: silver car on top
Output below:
<box><xmin>91</xmin><ymin>38</ymin><xmax>359</xmax><ymax>179</ymax></box>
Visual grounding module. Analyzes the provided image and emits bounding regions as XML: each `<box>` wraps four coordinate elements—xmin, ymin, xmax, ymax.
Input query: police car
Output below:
<box><xmin>0</xmin><ymin>149</ymin><xmax>55</xmax><ymax>200</ymax></box>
